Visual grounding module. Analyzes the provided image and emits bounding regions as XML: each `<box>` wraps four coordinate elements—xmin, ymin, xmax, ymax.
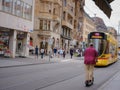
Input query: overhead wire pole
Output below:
<box><xmin>118</xmin><ymin>21</ymin><xmax>120</xmax><ymax>34</ymax></box>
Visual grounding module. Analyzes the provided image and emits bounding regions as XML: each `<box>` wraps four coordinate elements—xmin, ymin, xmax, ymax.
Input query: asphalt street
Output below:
<box><xmin>0</xmin><ymin>56</ymin><xmax>120</xmax><ymax>90</ymax></box>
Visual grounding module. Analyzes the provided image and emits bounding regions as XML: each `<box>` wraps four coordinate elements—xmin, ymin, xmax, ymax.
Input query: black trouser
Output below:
<box><xmin>41</xmin><ymin>53</ymin><xmax>44</xmax><ymax>58</ymax></box>
<box><xmin>70</xmin><ymin>54</ymin><xmax>73</xmax><ymax>58</ymax></box>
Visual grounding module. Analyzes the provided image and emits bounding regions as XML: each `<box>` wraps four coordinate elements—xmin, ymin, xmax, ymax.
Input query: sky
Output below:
<box><xmin>84</xmin><ymin>0</ymin><xmax>120</xmax><ymax>33</ymax></box>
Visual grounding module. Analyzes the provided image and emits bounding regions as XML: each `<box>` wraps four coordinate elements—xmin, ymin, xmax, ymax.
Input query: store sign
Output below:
<box><xmin>17</xmin><ymin>32</ymin><xmax>25</xmax><ymax>40</ymax></box>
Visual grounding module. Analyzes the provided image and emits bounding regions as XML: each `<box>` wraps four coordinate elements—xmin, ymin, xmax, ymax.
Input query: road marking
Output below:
<box><xmin>61</xmin><ymin>59</ymin><xmax>84</xmax><ymax>64</ymax></box>
<box><xmin>61</xmin><ymin>59</ymin><xmax>72</xmax><ymax>62</ymax></box>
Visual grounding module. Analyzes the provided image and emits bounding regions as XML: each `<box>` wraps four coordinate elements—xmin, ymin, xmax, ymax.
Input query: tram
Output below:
<box><xmin>88</xmin><ymin>32</ymin><xmax>118</xmax><ymax>66</ymax></box>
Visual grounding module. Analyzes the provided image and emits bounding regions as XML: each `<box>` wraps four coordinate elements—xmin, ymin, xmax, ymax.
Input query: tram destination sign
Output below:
<box><xmin>88</xmin><ymin>32</ymin><xmax>107</xmax><ymax>39</ymax></box>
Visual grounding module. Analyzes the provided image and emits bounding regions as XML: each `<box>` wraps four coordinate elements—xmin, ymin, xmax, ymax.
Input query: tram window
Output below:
<box><xmin>99</xmin><ymin>40</ymin><xmax>104</xmax><ymax>55</ymax></box>
<box><xmin>88</xmin><ymin>39</ymin><xmax>107</xmax><ymax>56</ymax></box>
<box><xmin>104</xmin><ymin>41</ymin><xmax>109</xmax><ymax>54</ymax></box>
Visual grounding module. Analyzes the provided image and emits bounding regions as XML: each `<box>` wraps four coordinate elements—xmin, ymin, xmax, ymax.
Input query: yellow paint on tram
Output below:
<box><xmin>88</xmin><ymin>32</ymin><xmax>118</xmax><ymax>66</ymax></box>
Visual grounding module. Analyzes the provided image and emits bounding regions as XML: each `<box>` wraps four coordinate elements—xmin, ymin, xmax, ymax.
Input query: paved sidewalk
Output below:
<box><xmin>0</xmin><ymin>54</ymin><xmax>83</xmax><ymax>68</ymax></box>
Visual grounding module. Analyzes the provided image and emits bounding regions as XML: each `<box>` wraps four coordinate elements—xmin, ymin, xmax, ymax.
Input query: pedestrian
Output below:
<box><xmin>35</xmin><ymin>45</ymin><xmax>39</xmax><ymax>59</ymax></box>
<box><xmin>57</xmin><ymin>48</ymin><xmax>60</xmax><ymax>58</ymax></box>
<box><xmin>63</xmin><ymin>49</ymin><xmax>66</xmax><ymax>58</ymax></box>
<box><xmin>78</xmin><ymin>48</ymin><xmax>82</xmax><ymax>57</ymax></box>
<box><xmin>53</xmin><ymin>48</ymin><xmax>57</xmax><ymax>56</ymax></box>
<box><xmin>59</xmin><ymin>48</ymin><xmax>63</xmax><ymax>57</ymax></box>
<box><xmin>70</xmin><ymin>48</ymin><xmax>73</xmax><ymax>59</ymax></box>
<box><xmin>84</xmin><ymin>43</ymin><xmax>98</xmax><ymax>86</ymax></box>
<box><xmin>40</xmin><ymin>48</ymin><xmax>44</xmax><ymax>59</ymax></box>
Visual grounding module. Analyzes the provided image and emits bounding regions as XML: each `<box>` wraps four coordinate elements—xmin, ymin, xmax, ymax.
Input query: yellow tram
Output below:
<box><xmin>88</xmin><ymin>32</ymin><xmax>118</xmax><ymax>66</ymax></box>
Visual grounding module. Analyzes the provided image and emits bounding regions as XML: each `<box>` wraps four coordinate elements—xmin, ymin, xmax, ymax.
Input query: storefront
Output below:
<box><xmin>0</xmin><ymin>28</ymin><xmax>29</xmax><ymax>58</ymax></box>
<box><xmin>0</xmin><ymin>29</ymin><xmax>10</xmax><ymax>56</ymax></box>
<box><xmin>16</xmin><ymin>31</ymin><xmax>27</xmax><ymax>57</ymax></box>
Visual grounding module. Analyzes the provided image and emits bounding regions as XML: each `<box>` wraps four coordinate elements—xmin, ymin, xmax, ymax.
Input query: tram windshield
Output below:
<box><xmin>89</xmin><ymin>39</ymin><xmax>107</xmax><ymax>56</ymax></box>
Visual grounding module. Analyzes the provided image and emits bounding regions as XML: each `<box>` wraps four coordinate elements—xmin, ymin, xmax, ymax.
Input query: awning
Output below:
<box><xmin>93</xmin><ymin>0</ymin><xmax>114</xmax><ymax>18</ymax></box>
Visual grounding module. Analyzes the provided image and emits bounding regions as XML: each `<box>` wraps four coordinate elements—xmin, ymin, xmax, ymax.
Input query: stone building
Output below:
<box><xmin>61</xmin><ymin>0</ymin><xmax>75</xmax><ymax>51</ymax></box>
<box><xmin>32</xmin><ymin>0</ymin><xmax>85</xmax><ymax>54</ymax></box>
<box><xmin>82</xmin><ymin>12</ymin><xmax>95</xmax><ymax>44</ymax></box>
<box><xmin>71</xmin><ymin>0</ymin><xmax>85</xmax><ymax>48</ymax></box>
<box><xmin>32</xmin><ymin>0</ymin><xmax>62</xmax><ymax>54</ymax></box>
<box><xmin>92</xmin><ymin>17</ymin><xmax>107</xmax><ymax>32</ymax></box>
<box><xmin>107</xmin><ymin>27</ymin><xmax>117</xmax><ymax>39</ymax></box>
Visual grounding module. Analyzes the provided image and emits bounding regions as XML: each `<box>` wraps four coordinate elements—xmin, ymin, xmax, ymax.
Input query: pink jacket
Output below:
<box><xmin>84</xmin><ymin>46</ymin><xmax>98</xmax><ymax>64</ymax></box>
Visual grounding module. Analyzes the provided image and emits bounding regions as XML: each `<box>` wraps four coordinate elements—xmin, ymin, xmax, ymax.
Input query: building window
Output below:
<box><xmin>43</xmin><ymin>20</ymin><xmax>47</xmax><ymax>30</ymax></box>
<box><xmin>68</xmin><ymin>29</ymin><xmax>70</xmax><ymax>37</ymax></box>
<box><xmin>40</xmin><ymin>20</ymin><xmax>43</xmax><ymax>29</ymax></box>
<box><xmin>40</xmin><ymin>20</ymin><xmax>51</xmax><ymax>30</ymax></box>
<box><xmin>53</xmin><ymin>8</ymin><xmax>55</xmax><ymax>15</ymax></box>
<box><xmin>24</xmin><ymin>3</ymin><xmax>32</xmax><ymax>20</ymax></box>
<box><xmin>2</xmin><ymin>0</ymin><xmax>13</xmax><ymax>13</ymax></box>
<box><xmin>63</xmin><ymin>12</ymin><xmax>65</xmax><ymax>20</ymax></box>
<box><xmin>48</xmin><ymin>21</ymin><xmax>50</xmax><ymax>30</ymax></box>
<box><xmin>63</xmin><ymin>0</ymin><xmax>67</xmax><ymax>7</ymax></box>
<box><xmin>14</xmin><ymin>0</ymin><xmax>23</xmax><ymax>17</ymax></box>
<box><xmin>63</xmin><ymin>27</ymin><xmax>65</xmax><ymax>36</ymax></box>
<box><xmin>48</xmin><ymin>2</ymin><xmax>52</xmax><ymax>13</ymax></box>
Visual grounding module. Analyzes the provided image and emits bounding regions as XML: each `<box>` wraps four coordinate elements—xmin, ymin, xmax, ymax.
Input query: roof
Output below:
<box><xmin>93</xmin><ymin>0</ymin><xmax>114</xmax><ymax>18</ymax></box>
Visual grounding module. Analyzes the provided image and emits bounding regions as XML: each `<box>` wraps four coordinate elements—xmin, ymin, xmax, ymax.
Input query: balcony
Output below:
<box><xmin>61</xmin><ymin>34</ymin><xmax>72</xmax><ymax>40</ymax></box>
<box><xmin>52</xmin><ymin>14</ymin><xmax>61</xmax><ymax>21</ymax></box>
<box><xmin>39</xmin><ymin>13</ymin><xmax>53</xmax><ymax>19</ymax></box>
<box><xmin>63</xmin><ymin>7</ymin><xmax>74</xmax><ymax>17</ymax></box>
<box><xmin>54</xmin><ymin>0</ymin><xmax>62</xmax><ymax>6</ymax></box>
<box><xmin>62</xmin><ymin>20</ymin><xmax>73</xmax><ymax>29</ymax></box>
<box><xmin>39</xmin><ymin>13</ymin><xmax>61</xmax><ymax>22</ymax></box>
<box><xmin>41</xmin><ymin>0</ymin><xmax>62</xmax><ymax>6</ymax></box>
<box><xmin>38</xmin><ymin>30</ymin><xmax>51</xmax><ymax>37</ymax></box>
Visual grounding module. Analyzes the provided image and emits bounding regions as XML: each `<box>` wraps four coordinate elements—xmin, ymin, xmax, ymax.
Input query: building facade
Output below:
<box><xmin>82</xmin><ymin>12</ymin><xmax>95</xmax><ymax>48</ymax></box>
<box><xmin>61</xmin><ymin>0</ymin><xmax>75</xmax><ymax>51</ymax></box>
<box><xmin>33</xmin><ymin>0</ymin><xmax>62</xmax><ymax>54</ymax></box>
<box><xmin>0</xmin><ymin>0</ymin><xmax>34</xmax><ymax>58</ymax></box>
<box><xmin>33</xmin><ymin>0</ymin><xmax>85</xmax><ymax>54</ymax></box>
<box><xmin>71</xmin><ymin>0</ymin><xmax>84</xmax><ymax>49</ymax></box>
<box><xmin>107</xmin><ymin>27</ymin><xmax>117</xmax><ymax>39</ymax></box>
<box><xmin>92</xmin><ymin>17</ymin><xmax>107</xmax><ymax>32</ymax></box>
<box><xmin>61</xmin><ymin>0</ymin><xmax>85</xmax><ymax>51</ymax></box>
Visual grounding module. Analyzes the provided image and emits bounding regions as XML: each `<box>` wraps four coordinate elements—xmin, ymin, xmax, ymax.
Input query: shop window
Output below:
<box><xmin>17</xmin><ymin>32</ymin><xmax>25</xmax><ymax>40</ymax></box>
<box><xmin>14</xmin><ymin>0</ymin><xmax>23</xmax><ymax>17</ymax></box>
<box><xmin>0</xmin><ymin>31</ymin><xmax>10</xmax><ymax>56</ymax></box>
<box><xmin>2</xmin><ymin>0</ymin><xmax>13</xmax><ymax>13</ymax></box>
